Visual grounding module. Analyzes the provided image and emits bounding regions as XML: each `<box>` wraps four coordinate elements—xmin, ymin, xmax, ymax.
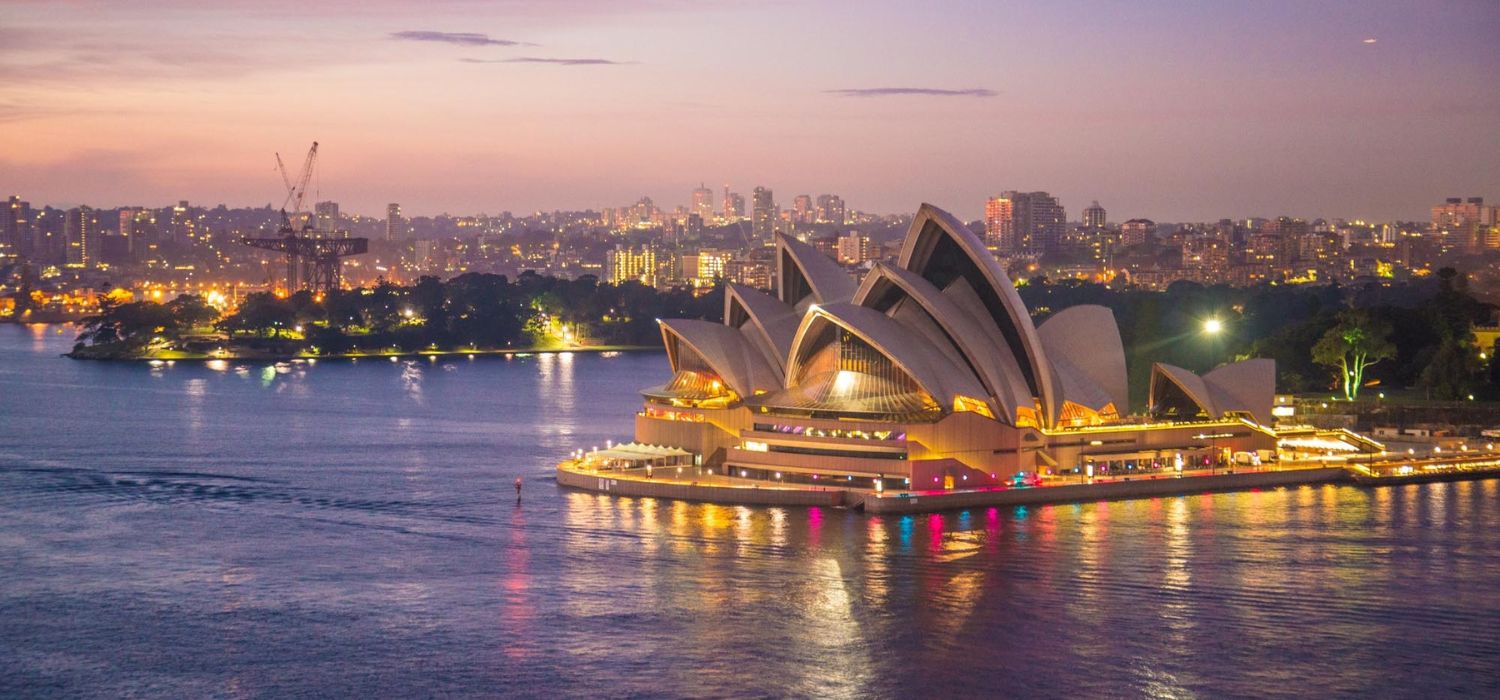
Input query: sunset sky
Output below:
<box><xmin>3</xmin><ymin>0</ymin><xmax>1497</xmax><ymax>221</ymax></box>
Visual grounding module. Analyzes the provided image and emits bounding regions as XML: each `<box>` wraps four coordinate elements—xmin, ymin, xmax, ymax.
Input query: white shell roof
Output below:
<box><xmin>786</xmin><ymin>302</ymin><xmax>988</xmax><ymax>408</ymax></box>
<box><xmin>776</xmin><ymin>233</ymin><xmax>857</xmax><ymax>308</ymax></box>
<box><xmin>1151</xmin><ymin>359</ymin><xmax>1276</xmax><ymax>424</ymax></box>
<box><xmin>853</xmin><ymin>262</ymin><xmax>1033</xmax><ymax>424</ymax></box>
<box><xmin>897</xmin><ymin>203</ymin><xmax>1059</xmax><ymax>425</ymax></box>
<box><xmin>658</xmin><ymin>318</ymin><xmax>781</xmax><ymax>398</ymax></box>
<box><xmin>724</xmin><ymin>283</ymin><xmax>801</xmax><ymax>375</ymax></box>
<box><xmin>1037</xmin><ymin>305</ymin><xmax>1129</xmax><ymax>412</ymax></box>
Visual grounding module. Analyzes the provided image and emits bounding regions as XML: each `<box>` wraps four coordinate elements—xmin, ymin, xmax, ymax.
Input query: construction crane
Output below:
<box><xmin>275</xmin><ymin>142</ymin><xmax>318</xmax><ymax>232</ymax></box>
<box><xmin>240</xmin><ymin>141</ymin><xmax>367</xmax><ymax>295</ymax></box>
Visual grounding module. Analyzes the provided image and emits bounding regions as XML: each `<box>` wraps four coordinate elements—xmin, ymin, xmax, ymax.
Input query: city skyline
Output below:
<box><xmin>3</xmin><ymin>1</ymin><xmax>1498</xmax><ymax>221</ymax></box>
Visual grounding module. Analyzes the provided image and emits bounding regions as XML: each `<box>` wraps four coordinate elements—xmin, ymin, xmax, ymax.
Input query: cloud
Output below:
<box><xmin>825</xmin><ymin>87</ymin><xmax>998</xmax><ymax>98</ymax></box>
<box><xmin>390</xmin><ymin>30</ymin><xmax>529</xmax><ymax>47</ymax></box>
<box><xmin>461</xmin><ymin>57</ymin><xmax>633</xmax><ymax>66</ymax></box>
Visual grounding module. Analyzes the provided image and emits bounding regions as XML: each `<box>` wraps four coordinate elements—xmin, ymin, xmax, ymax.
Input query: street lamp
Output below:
<box><xmin>1203</xmin><ymin>318</ymin><xmax>1223</xmax><ymax>335</ymax></box>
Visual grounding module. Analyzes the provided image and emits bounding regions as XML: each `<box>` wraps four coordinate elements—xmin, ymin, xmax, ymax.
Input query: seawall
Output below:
<box><xmin>555</xmin><ymin>465</ymin><xmax>846</xmax><ymax>507</ymax></box>
<box><xmin>859</xmin><ymin>467</ymin><xmax>1352</xmax><ymax>514</ymax></box>
<box><xmin>555</xmin><ymin>463</ymin><xmax>1354</xmax><ymax>513</ymax></box>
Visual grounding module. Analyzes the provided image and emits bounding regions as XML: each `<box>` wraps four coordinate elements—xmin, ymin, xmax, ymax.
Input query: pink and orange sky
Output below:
<box><xmin>2</xmin><ymin>0</ymin><xmax>1498</xmax><ymax>221</ymax></box>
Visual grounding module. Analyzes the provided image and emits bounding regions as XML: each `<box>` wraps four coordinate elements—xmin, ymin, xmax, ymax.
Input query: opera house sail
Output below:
<box><xmin>631</xmin><ymin>203</ymin><xmax>1279</xmax><ymax>491</ymax></box>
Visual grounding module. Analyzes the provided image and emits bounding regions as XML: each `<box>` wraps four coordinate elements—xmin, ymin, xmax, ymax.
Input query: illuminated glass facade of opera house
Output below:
<box><xmin>637</xmin><ymin>204</ymin><xmax>1278</xmax><ymax>491</ymax></box>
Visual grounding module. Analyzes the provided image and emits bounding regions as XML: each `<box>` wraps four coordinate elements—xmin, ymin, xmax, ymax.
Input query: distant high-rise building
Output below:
<box><xmin>1120</xmin><ymin>219</ymin><xmax>1157</xmax><ymax>247</ymax></box>
<box><xmin>751</xmin><ymin>187</ymin><xmax>776</xmax><ymax>240</ymax></box>
<box><xmin>792</xmin><ymin>195</ymin><xmax>814</xmax><ymax>226</ymax></box>
<box><xmin>65</xmin><ymin>206</ymin><xmax>96</xmax><ymax>268</ymax></box>
<box><xmin>1432</xmin><ymin>196</ymin><xmax>1498</xmax><ymax>251</ymax></box>
<box><xmin>386</xmin><ymin>203</ymin><xmax>403</xmax><ymax>241</ymax></box>
<box><xmin>681</xmin><ymin>248</ymin><xmax>732</xmax><ymax>287</ymax></box>
<box><xmin>1083</xmin><ymin>200</ymin><xmax>1107</xmax><ymax>230</ymax></box>
<box><xmin>728</xmin><ymin>193</ymin><xmax>746</xmax><ymax>221</ymax></box>
<box><xmin>2</xmin><ymin>195</ymin><xmax>23</xmax><ymax>260</ymax></box>
<box><xmin>314</xmin><ymin>201</ymin><xmax>340</xmax><ymax>233</ymax></box>
<box><xmin>836</xmin><ymin>231</ymin><xmax>870</xmax><ymax>265</ymax></box>
<box><xmin>169</xmin><ymin>200</ymin><xmax>193</xmax><ymax>240</ymax></box>
<box><xmin>986</xmin><ymin>191</ymin><xmax>1065</xmax><ymax>253</ymax></box>
<box><xmin>815</xmin><ymin>194</ymin><xmax>846</xmax><ymax>226</ymax></box>
<box><xmin>692</xmin><ymin>183</ymin><xmax>715</xmax><ymax>222</ymax></box>
<box><xmin>606</xmin><ymin>244</ymin><xmax>657</xmax><ymax>286</ymax></box>
<box><xmin>118</xmin><ymin>207</ymin><xmax>155</xmax><ymax>259</ymax></box>
<box><xmin>984</xmin><ymin>195</ymin><xmax>1014</xmax><ymax>249</ymax></box>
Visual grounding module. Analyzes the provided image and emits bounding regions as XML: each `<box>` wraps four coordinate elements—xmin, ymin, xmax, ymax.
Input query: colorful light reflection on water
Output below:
<box><xmin>1</xmin><ymin>325</ymin><xmax>1498</xmax><ymax>697</ymax></box>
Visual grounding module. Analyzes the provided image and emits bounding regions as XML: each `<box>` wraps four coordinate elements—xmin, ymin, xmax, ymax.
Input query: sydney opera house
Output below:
<box><xmin>631</xmin><ymin>204</ymin><xmax>1278</xmax><ymax>492</ymax></box>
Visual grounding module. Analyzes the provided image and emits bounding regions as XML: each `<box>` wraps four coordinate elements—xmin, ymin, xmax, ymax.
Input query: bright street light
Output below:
<box><xmin>1203</xmin><ymin>318</ymin><xmax>1223</xmax><ymax>334</ymax></box>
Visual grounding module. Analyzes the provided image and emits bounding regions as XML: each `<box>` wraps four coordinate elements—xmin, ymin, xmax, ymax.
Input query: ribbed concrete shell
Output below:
<box><xmin>658</xmin><ymin>318</ymin><xmax>781</xmax><ymax>398</ymax></box>
<box><xmin>724</xmin><ymin>283</ymin><xmax>800</xmax><ymax>376</ymax></box>
<box><xmin>1037</xmin><ymin>305</ymin><xmax>1129</xmax><ymax>412</ymax></box>
<box><xmin>1204</xmin><ymin>359</ymin><xmax>1276</xmax><ymax>425</ymax></box>
<box><xmin>1150</xmin><ymin>363</ymin><xmax>1217</xmax><ymax>419</ymax></box>
<box><xmin>783</xmin><ymin>302</ymin><xmax>988</xmax><ymax>409</ymax></box>
<box><xmin>897</xmin><ymin>203</ymin><xmax>1059</xmax><ymax>425</ymax></box>
<box><xmin>1150</xmin><ymin>359</ymin><xmax>1277</xmax><ymax>424</ymax></box>
<box><xmin>775</xmin><ymin>233</ymin><xmax>856</xmax><ymax>310</ymax></box>
<box><xmin>853</xmin><ymin>262</ymin><xmax>1032</xmax><ymax>424</ymax></box>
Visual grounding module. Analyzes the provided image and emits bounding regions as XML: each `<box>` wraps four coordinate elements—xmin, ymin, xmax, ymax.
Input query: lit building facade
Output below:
<box><xmin>816</xmin><ymin>194</ymin><xmax>846</xmax><ymax>226</ymax></box>
<box><xmin>314</xmin><ymin>201</ymin><xmax>340</xmax><ymax>233</ymax></box>
<box><xmin>1431</xmin><ymin>196</ymin><xmax>1497</xmax><ymax>251</ymax></box>
<box><xmin>751</xmin><ymin>187</ymin><xmax>776</xmax><ymax>240</ymax></box>
<box><xmin>1083</xmin><ymin>200</ymin><xmax>1107</xmax><ymax>230</ymax></box>
<box><xmin>386</xmin><ymin>203</ymin><xmax>403</xmax><ymax>241</ymax></box>
<box><xmin>606</xmin><ymin>244</ymin><xmax>657</xmax><ymax>286</ymax></box>
<box><xmin>985</xmin><ymin>191</ymin><xmax>1065</xmax><ymax>253</ymax></box>
<box><xmin>692</xmin><ymin>183</ymin><xmax>715</xmax><ymax>222</ymax></box>
<box><xmin>65</xmin><ymin>206</ymin><xmax>96</xmax><ymax>268</ymax></box>
<box><xmin>632</xmin><ymin>204</ymin><xmax>1277</xmax><ymax>491</ymax></box>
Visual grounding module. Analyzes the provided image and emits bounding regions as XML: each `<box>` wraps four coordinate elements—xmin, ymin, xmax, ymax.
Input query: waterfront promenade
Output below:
<box><xmin>556</xmin><ymin>454</ymin><xmax>1500</xmax><ymax>514</ymax></box>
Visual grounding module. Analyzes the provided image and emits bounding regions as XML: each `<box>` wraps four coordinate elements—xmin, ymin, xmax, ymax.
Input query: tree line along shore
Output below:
<box><xmin>68</xmin><ymin>268</ymin><xmax>1500</xmax><ymax>406</ymax></box>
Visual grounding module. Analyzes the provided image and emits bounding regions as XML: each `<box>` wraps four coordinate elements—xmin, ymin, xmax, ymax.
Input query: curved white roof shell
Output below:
<box><xmin>1150</xmin><ymin>359</ymin><xmax>1276</xmax><ymax>424</ymax></box>
<box><xmin>658</xmin><ymin>318</ymin><xmax>780</xmax><ymax>398</ymax></box>
<box><xmin>1204</xmin><ymin>359</ymin><xmax>1275</xmax><ymax>424</ymax></box>
<box><xmin>785</xmin><ymin>302</ymin><xmax>988</xmax><ymax>408</ymax></box>
<box><xmin>897</xmin><ymin>203</ymin><xmax>1059</xmax><ymax>425</ymax></box>
<box><xmin>724</xmin><ymin>283</ymin><xmax>800</xmax><ymax>375</ymax></box>
<box><xmin>776</xmin><ymin>233</ymin><xmax>857</xmax><ymax>310</ymax></box>
<box><xmin>1038</xmin><ymin>305</ymin><xmax>1129</xmax><ymax>412</ymax></box>
<box><xmin>853</xmin><ymin>262</ymin><xmax>1032</xmax><ymax>423</ymax></box>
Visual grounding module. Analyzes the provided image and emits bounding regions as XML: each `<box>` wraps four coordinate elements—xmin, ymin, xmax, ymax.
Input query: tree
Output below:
<box><xmin>221</xmin><ymin>292</ymin><xmax>295</xmax><ymax>338</ymax></box>
<box><xmin>165</xmin><ymin>294</ymin><xmax>219</xmax><ymax>332</ymax></box>
<box><xmin>1421</xmin><ymin>338</ymin><xmax>1480</xmax><ymax>400</ymax></box>
<box><xmin>1312</xmin><ymin>310</ymin><xmax>1396</xmax><ymax>400</ymax></box>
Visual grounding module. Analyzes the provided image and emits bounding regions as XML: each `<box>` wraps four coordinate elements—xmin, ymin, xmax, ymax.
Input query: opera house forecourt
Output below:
<box><xmin>557</xmin><ymin>204</ymin><xmax>1375</xmax><ymax>513</ymax></box>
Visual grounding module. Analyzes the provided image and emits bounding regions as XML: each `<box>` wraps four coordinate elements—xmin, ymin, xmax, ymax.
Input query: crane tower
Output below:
<box><xmin>239</xmin><ymin>142</ymin><xmax>369</xmax><ymax>295</ymax></box>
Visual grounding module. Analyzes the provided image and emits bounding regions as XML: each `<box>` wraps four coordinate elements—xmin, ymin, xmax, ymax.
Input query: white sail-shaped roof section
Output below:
<box><xmin>784</xmin><ymin>302</ymin><xmax>987</xmax><ymax>409</ymax></box>
<box><xmin>776</xmin><ymin>233</ymin><xmax>857</xmax><ymax>311</ymax></box>
<box><xmin>897</xmin><ymin>203</ymin><xmax>1058</xmax><ymax>426</ymax></box>
<box><xmin>723</xmin><ymin>283</ymin><xmax>800</xmax><ymax>375</ymax></box>
<box><xmin>658</xmin><ymin>319</ymin><xmax>780</xmax><ymax>398</ymax></box>
<box><xmin>1150</xmin><ymin>363</ymin><xmax>1216</xmax><ymax>420</ymax></box>
<box><xmin>1150</xmin><ymin>360</ymin><xmax>1276</xmax><ymax>424</ymax></box>
<box><xmin>1204</xmin><ymin>359</ymin><xmax>1275</xmax><ymax>424</ymax></box>
<box><xmin>1037</xmin><ymin>305</ymin><xmax>1129</xmax><ymax>413</ymax></box>
<box><xmin>853</xmin><ymin>263</ymin><xmax>1032</xmax><ymax>424</ymax></box>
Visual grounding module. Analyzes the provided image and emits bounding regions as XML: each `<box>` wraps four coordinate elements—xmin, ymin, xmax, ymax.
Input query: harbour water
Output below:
<box><xmin>2</xmin><ymin>324</ymin><xmax>1498</xmax><ymax>698</ymax></box>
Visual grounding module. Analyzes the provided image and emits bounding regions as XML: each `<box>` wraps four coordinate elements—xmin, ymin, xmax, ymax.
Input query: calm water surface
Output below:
<box><xmin>2</xmin><ymin>324</ymin><xmax>1498</xmax><ymax>698</ymax></box>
